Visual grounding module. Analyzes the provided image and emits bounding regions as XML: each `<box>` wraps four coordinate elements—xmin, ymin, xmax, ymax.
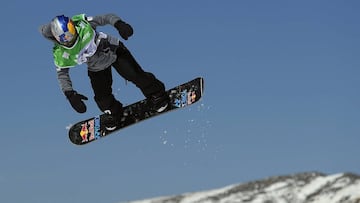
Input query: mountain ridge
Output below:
<box><xmin>125</xmin><ymin>172</ymin><xmax>360</xmax><ymax>203</ymax></box>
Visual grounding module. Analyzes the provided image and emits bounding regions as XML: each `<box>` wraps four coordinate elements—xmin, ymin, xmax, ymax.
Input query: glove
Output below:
<box><xmin>64</xmin><ymin>90</ymin><xmax>88</xmax><ymax>113</ymax></box>
<box><xmin>114</xmin><ymin>20</ymin><xmax>133</xmax><ymax>40</ymax></box>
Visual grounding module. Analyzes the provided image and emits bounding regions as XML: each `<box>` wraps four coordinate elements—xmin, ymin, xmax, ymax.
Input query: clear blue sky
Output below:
<box><xmin>0</xmin><ymin>1</ymin><xmax>359</xmax><ymax>202</ymax></box>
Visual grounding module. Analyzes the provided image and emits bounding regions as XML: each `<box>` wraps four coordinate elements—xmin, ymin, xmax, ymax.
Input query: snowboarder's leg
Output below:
<box><xmin>112</xmin><ymin>43</ymin><xmax>169</xmax><ymax>112</ymax></box>
<box><xmin>88</xmin><ymin>68</ymin><xmax>123</xmax><ymax>129</ymax></box>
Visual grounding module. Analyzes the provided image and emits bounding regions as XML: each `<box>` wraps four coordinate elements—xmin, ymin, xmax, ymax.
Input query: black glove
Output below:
<box><xmin>64</xmin><ymin>90</ymin><xmax>88</xmax><ymax>113</ymax></box>
<box><xmin>114</xmin><ymin>20</ymin><xmax>133</xmax><ymax>40</ymax></box>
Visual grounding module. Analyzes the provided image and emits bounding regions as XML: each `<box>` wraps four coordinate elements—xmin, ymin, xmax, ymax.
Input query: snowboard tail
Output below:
<box><xmin>68</xmin><ymin>77</ymin><xmax>204</xmax><ymax>145</ymax></box>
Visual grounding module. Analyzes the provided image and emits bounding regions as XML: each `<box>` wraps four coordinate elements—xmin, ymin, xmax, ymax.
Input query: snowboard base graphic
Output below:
<box><xmin>68</xmin><ymin>77</ymin><xmax>204</xmax><ymax>145</ymax></box>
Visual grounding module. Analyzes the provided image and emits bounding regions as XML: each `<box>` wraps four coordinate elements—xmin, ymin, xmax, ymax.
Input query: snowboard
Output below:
<box><xmin>68</xmin><ymin>77</ymin><xmax>204</xmax><ymax>145</ymax></box>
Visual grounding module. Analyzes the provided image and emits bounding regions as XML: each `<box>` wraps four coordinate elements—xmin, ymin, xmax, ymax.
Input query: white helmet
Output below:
<box><xmin>50</xmin><ymin>15</ymin><xmax>77</xmax><ymax>46</ymax></box>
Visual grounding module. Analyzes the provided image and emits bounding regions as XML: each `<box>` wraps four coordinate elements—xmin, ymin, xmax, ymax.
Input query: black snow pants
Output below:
<box><xmin>88</xmin><ymin>42</ymin><xmax>165</xmax><ymax>115</ymax></box>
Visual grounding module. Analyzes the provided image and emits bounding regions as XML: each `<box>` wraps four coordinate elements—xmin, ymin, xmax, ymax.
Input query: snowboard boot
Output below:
<box><xmin>148</xmin><ymin>91</ymin><xmax>170</xmax><ymax>113</ymax></box>
<box><xmin>102</xmin><ymin>110</ymin><xmax>124</xmax><ymax>131</ymax></box>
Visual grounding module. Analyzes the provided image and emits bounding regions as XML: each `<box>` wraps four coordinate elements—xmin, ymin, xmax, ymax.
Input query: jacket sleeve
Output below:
<box><xmin>87</xmin><ymin>13</ymin><xmax>122</xmax><ymax>29</ymax></box>
<box><xmin>39</xmin><ymin>21</ymin><xmax>74</xmax><ymax>93</ymax></box>
<box><xmin>39</xmin><ymin>23</ymin><xmax>58</xmax><ymax>43</ymax></box>
<box><xmin>56</xmin><ymin>68</ymin><xmax>73</xmax><ymax>92</ymax></box>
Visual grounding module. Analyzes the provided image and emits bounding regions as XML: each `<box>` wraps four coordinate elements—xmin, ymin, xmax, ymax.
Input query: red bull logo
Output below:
<box><xmin>79</xmin><ymin>120</ymin><xmax>95</xmax><ymax>143</ymax></box>
<box><xmin>79</xmin><ymin>123</ymin><xmax>89</xmax><ymax>142</ymax></box>
<box><xmin>188</xmin><ymin>91</ymin><xmax>197</xmax><ymax>104</ymax></box>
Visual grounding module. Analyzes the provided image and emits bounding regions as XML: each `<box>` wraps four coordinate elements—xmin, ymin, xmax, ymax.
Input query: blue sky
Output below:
<box><xmin>0</xmin><ymin>0</ymin><xmax>359</xmax><ymax>202</ymax></box>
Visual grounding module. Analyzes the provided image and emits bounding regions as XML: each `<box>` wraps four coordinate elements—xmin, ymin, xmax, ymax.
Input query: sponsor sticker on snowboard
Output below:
<box><xmin>68</xmin><ymin>77</ymin><xmax>204</xmax><ymax>145</ymax></box>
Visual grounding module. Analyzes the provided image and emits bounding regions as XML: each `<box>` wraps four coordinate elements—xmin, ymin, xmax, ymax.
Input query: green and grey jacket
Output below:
<box><xmin>39</xmin><ymin>13</ymin><xmax>123</xmax><ymax>92</ymax></box>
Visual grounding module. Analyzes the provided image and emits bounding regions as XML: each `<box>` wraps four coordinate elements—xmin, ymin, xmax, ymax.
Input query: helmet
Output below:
<box><xmin>50</xmin><ymin>15</ymin><xmax>77</xmax><ymax>46</ymax></box>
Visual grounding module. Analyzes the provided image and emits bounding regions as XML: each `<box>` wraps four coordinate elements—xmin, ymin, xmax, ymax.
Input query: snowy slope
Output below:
<box><xmin>126</xmin><ymin>172</ymin><xmax>360</xmax><ymax>203</ymax></box>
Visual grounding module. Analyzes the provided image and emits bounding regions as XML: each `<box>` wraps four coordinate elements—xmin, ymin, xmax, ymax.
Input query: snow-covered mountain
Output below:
<box><xmin>127</xmin><ymin>172</ymin><xmax>360</xmax><ymax>203</ymax></box>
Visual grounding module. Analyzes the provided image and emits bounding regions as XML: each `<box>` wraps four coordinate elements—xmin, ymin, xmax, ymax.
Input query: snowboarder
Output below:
<box><xmin>39</xmin><ymin>13</ymin><xmax>169</xmax><ymax>129</ymax></box>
